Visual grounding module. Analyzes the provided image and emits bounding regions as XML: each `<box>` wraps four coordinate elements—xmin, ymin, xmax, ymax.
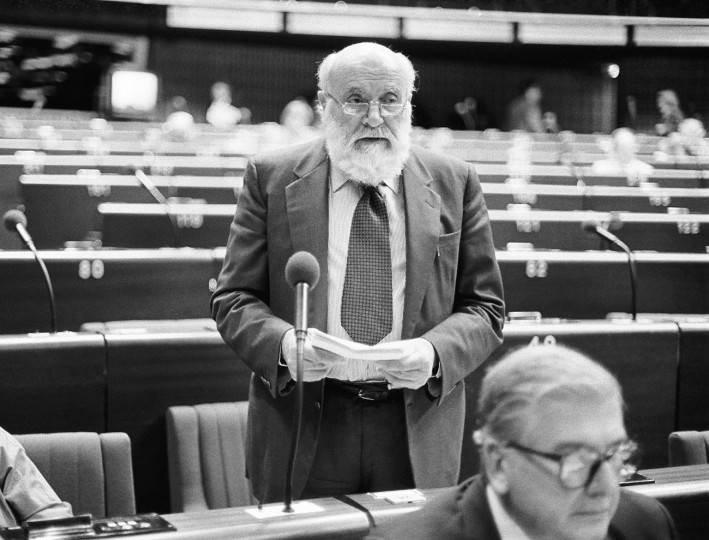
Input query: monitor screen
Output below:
<box><xmin>107</xmin><ymin>70</ymin><xmax>159</xmax><ymax>120</ymax></box>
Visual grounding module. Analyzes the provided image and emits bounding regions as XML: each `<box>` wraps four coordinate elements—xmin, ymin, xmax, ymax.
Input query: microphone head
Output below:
<box><xmin>285</xmin><ymin>251</ymin><xmax>320</xmax><ymax>290</ymax></box>
<box><xmin>581</xmin><ymin>219</ymin><xmax>599</xmax><ymax>234</ymax></box>
<box><xmin>3</xmin><ymin>209</ymin><xmax>27</xmax><ymax>232</ymax></box>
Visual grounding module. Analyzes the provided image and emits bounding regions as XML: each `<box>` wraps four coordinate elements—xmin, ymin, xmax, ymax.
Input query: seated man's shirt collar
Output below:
<box><xmin>485</xmin><ymin>484</ymin><xmax>533</xmax><ymax>540</ymax></box>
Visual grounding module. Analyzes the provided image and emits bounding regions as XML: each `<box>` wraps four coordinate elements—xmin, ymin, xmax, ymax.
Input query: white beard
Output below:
<box><xmin>322</xmin><ymin>106</ymin><xmax>412</xmax><ymax>187</ymax></box>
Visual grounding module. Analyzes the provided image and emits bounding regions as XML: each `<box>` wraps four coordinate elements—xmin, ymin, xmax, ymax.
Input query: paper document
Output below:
<box><xmin>308</xmin><ymin>328</ymin><xmax>409</xmax><ymax>361</ymax></box>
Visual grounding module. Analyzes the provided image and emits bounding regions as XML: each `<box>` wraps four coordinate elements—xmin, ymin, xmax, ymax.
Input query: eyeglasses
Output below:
<box><xmin>325</xmin><ymin>92</ymin><xmax>408</xmax><ymax>117</ymax></box>
<box><xmin>506</xmin><ymin>439</ymin><xmax>638</xmax><ymax>490</ymax></box>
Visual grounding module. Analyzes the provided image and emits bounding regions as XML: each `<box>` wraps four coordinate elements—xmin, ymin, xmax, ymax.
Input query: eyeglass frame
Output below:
<box><xmin>324</xmin><ymin>92</ymin><xmax>409</xmax><ymax>117</ymax></box>
<box><xmin>505</xmin><ymin>439</ymin><xmax>638</xmax><ymax>490</ymax></box>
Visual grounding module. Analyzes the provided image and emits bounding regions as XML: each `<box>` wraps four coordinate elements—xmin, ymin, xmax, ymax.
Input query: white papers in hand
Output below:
<box><xmin>308</xmin><ymin>328</ymin><xmax>409</xmax><ymax>361</ymax></box>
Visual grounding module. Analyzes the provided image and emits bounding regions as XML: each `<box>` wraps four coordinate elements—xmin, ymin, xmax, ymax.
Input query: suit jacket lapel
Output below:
<box><xmin>286</xmin><ymin>141</ymin><xmax>329</xmax><ymax>330</ymax></box>
<box><xmin>401</xmin><ymin>151</ymin><xmax>440</xmax><ymax>339</ymax></box>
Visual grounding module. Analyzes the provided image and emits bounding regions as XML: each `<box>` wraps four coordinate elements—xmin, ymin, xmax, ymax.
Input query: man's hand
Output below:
<box><xmin>375</xmin><ymin>338</ymin><xmax>436</xmax><ymax>390</ymax></box>
<box><xmin>281</xmin><ymin>328</ymin><xmax>344</xmax><ymax>382</ymax></box>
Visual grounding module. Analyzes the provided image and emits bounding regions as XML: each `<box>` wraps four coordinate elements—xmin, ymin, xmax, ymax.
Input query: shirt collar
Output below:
<box><xmin>329</xmin><ymin>160</ymin><xmax>402</xmax><ymax>194</ymax></box>
<box><xmin>485</xmin><ymin>484</ymin><xmax>534</xmax><ymax>540</ymax></box>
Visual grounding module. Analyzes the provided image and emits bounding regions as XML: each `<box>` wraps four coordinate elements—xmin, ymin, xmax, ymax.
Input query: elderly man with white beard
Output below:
<box><xmin>211</xmin><ymin>42</ymin><xmax>505</xmax><ymax>504</ymax></box>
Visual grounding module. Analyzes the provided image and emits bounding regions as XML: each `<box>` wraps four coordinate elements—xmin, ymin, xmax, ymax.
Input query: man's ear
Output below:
<box><xmin>481</xmin><ymin>437</ymin><xmax>510</xmax><ymax>495</ymax></box>
<box><xmin>317</xmin><ymin>91</ymin><xmax>328</xmax><ymax>110</ymax></box>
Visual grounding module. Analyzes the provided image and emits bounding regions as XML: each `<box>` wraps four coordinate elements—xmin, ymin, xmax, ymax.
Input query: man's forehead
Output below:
<box><xmin>523</xmin><ymin>394</ymin><xmax>626</xmax><ymax>450</ymax></box>
<box><xmin>329</xmin><ymin>51</ymin><xmax>407</xmax><ymax>89</ymax></box>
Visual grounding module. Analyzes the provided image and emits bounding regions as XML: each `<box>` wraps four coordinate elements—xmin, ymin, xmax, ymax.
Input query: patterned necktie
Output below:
<box><xmin>341</xmin><ymin>184</ymin><xmax>393</xmax><ymax>345</ymax></box>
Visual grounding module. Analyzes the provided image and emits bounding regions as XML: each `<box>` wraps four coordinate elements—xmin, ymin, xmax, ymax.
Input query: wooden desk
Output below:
<box><xmin>0</xmin><ymin>332</ymin><xmax>105</xmax><ymax>434</ymax></box>
<box><xmin>474</xmin><ymin>163</ymin><xmax>703</xmax><ymax>189</ymax></box>
<box><xmin>489</xmin><ymin>208</ymin><xmax>709</xmax><ymax>252</ymax></box>
<box><xmin>0</xmin><ymin>249</ymin><xmax>217</xmax><ymax>334</ymax></box>
<box><xmin>498</xmin><ymin>250</ymin><xmax>709</xmax><ymax>319</ymax></box>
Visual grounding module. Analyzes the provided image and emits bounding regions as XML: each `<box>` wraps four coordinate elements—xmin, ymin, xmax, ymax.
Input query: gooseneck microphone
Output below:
<box><xmin>4</xmin><ymin>209</ymin><xmax>57</xmax><ymax>332</ymax></box>
<box><xmin>283</xmin><ymin>251</ymin><xmax>320</xmax><ymax>512</ymax></box>
<box><xmin>134</xmin><ymin>169</ymin><xmax>182</xmax><ymax>248</ymax></box>
<box><xmin>582</xmin><ymin>220</ymin><xmax>638</xmax><ymax>321</ymax></box>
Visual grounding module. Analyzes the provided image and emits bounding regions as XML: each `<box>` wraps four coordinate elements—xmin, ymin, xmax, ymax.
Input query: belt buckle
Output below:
<box><xmin>357</xmin><ymin>388</ymin><xmax>387</xmax><ymax>401</ymax></box>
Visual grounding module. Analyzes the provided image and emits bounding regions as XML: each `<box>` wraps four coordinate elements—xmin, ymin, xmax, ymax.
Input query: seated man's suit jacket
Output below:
<box><xmin>367</xmin><ymin>475</ymin><xmax>678</xmax><ymax>540</ymax></box>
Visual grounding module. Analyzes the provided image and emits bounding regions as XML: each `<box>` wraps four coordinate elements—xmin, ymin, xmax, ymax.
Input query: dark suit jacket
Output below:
<box><xmin>211</xmin><ymin>139</ymin><xmax>505</xmax><ymax>503</ymax></box>
<box><xmin>367</xmin><ymin>475</ymin><xmax>678</xmax><ymax>540</ymax></box>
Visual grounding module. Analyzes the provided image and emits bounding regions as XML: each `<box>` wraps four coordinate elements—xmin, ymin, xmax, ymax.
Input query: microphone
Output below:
<box><xmin>133</xmin><ymin>168</ymin><xmax>182</xmax><ymax>248</ymax></box>
<box><xmin>283</xmin><ymin>251</ymin><xmax>320</xmax><ymax>513</ymax></box>
<box><xmin>582</xmin><ymin>220</ymin><xmax>638</xmax><ymax>321</ymax></box>
<box><xmin>4</xmin><ymin>209</ymin><xmax>57</xmax><ymax>332</ymax></box>
<box><xmin>285</xmin><ymin>251</ymin><xmax>321</xmax><ymax>341</ymax></box>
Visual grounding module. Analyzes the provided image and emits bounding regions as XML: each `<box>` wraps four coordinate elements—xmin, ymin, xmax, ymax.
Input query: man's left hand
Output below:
<box><xmin>374</xmin><ymin>338</ymin><xmax>436</xmax><ymax>390</ymax></box>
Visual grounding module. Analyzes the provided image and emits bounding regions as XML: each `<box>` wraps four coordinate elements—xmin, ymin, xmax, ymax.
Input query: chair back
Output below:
<box><xmin>668</xmin><ymin>430</ymin><xmax>709</xmax><ymax>466</ymax></box>
<box><xmin>166</xmin><ymin>401</ymin><xmax>255</xmax><ymax>512</ymax></box>
<box><xmin>15</xmin><ymin>432</ymin><xmax>136</xmax><ymax>518</ymax></box>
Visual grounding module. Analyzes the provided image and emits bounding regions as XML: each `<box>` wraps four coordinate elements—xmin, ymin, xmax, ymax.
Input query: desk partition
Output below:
<box><xmin>0</xmin><ymin>333</ymin><xmax>105</xmax><ymax>434</ymax></box>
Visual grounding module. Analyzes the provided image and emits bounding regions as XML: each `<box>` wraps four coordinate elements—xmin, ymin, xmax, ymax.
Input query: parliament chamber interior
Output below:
<box><xmin>2</xmin><ymin>0</ymin><xmax>709</xmax><ymax>538</ymax></box>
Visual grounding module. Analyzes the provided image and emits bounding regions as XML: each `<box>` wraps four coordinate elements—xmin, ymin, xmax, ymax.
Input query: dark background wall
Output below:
<box><xmin>1</xmin><ymin>0</ymin><xmax>709</xmax><ymax>134</ymax></box>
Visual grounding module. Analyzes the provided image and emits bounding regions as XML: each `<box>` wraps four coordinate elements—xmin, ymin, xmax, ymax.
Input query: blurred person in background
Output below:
<box><xmin>206</xmin><ymin>81</ymin><xmax>251</xmax><ymax>130</ymax></box>
<box><xmin>503</xmin><ymin>78</ymin><xmax>545</xmax><ymax>133</ymax></box>
<box><xmin>655</xmin><ymin>89</ymin><xmax>684</xmax><ymax>136</ymax></box>
<box><xmin>163</xmin><ymin>95</ymin><xmax>195</xmax><ymax>141</ymax></box>
<box><xmin>592</xmin><ymin>127</ymin><xmax>654</xmax><ymax>183</ymax></box>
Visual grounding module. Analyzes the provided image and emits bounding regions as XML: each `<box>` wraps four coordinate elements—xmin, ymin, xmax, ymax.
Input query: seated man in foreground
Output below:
<box><xmin>368</xmin><ymin>345</ymin><xmax>677</xmax><ymax>540</ymax></box>
<box><xmin>0</xmin><ymin>427</ymin><xmax>72</xmax><ymax>527</ymax></box>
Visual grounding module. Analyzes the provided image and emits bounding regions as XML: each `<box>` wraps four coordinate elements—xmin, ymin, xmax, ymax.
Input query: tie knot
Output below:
<box><xmin>362</xmin><ymin>184</ymin><xmax>384</xmax><ymax>200</ymax></box>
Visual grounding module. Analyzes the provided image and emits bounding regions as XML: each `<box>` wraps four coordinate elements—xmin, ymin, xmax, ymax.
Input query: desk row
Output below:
<box><xmin>0</xmin><ymin>248</ymin><xmax>706</xmax><ymax>335</ymax></box>
<box><xmin>13</xmin><ymin>174</ymin><xmax>709</xmax><ymax>250</ymax></box>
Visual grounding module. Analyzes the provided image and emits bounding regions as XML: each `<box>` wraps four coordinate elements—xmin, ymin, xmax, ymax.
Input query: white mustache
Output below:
<box><xmin>352</xmin><ymin>129</ymin><xmax>393</xmax><ymax>143</ymax></box>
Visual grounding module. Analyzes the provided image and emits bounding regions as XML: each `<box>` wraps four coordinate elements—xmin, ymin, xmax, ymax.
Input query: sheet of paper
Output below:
<box><xmin>308</xmin><ymin>328</ymin><xmax>408</xmax><ymax>361</ymax></box>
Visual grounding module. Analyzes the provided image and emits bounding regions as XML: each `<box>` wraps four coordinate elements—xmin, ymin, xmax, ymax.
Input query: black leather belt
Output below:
<box><xmin>326</xmin><ymin>379</ymin><xmax>401</xmax><ymax>402</ymax></box>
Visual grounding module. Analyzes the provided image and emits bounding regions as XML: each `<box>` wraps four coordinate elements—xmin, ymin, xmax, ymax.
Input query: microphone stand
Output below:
<box><xmin>284</xmin><ymin>282</ymin><xmax>308</xmax><ymax>513</ymax></box>
<box><xmin>134</xmin><ymin>169</ymin><xmax>182</xmax><ymax>248</ymax></box>
<box><xmin>28</xmin><ymin>241</ymin><xmax>57</xmax><ymax>333</ymax></box>
<box><xmin>601</xmin><ymin>234</ymin><xmax>638</xmax><ymax>321</ymax></box>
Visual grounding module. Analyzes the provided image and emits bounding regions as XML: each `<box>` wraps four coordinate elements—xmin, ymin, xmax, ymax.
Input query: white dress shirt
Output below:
<box><xmin>326</xmin><ymin>164</ymin><xmax>407</xmax><ymax>381</ymax></box>
<box><xmin>486</xmin><ymin>484</ymin><xmax>534</xmax><ymax>540</ymax></box>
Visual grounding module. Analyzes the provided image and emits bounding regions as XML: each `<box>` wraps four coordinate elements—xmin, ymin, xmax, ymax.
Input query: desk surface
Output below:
<box><xmin>131</xmin><ymin>465</ymin><xmax>709</xmax><ymax>540</ymax></box>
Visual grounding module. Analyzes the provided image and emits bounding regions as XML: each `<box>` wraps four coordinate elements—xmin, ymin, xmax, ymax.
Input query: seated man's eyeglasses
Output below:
<box><xmin>506</xmin><ymin>440</ymin><xmax>638</xmax><ymax>489</ymax></box>
<box><xmin>325</xmin><ymin>93</ymin><xmax>408</xmax><ymax>117</ymax></box>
